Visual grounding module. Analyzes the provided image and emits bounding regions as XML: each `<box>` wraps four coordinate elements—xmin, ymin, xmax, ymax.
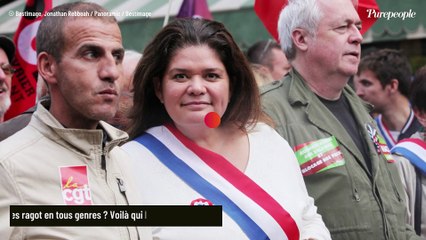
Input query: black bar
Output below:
<box><xmin>10</xmin><ymin>205</ymin><xmax>222</xmax><ymax>227</ymax></box>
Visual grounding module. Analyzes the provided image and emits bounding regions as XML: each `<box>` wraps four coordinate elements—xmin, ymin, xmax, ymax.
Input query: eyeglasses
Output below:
<box><xmin>1</xmin><ymin>63</ymin><xmax>16</xmax><ymax>77</ymax></box>
<box><xmin>259</xmin><ymin>39</ymin><xmax>273</xmax><ymax>61</ymax></box>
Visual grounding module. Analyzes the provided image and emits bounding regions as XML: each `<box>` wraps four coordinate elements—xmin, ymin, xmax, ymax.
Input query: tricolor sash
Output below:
<box><xmin>135</xmin><ymin>125</ymin><xmax>300</xmax><ymax>240</ymax></box>
<box><xmin>391</xmin><ymin>138</ymin><xmax>426</xmax><ymax>176</ymax></box>
<box><xmin>375</xmin><ymin>110</ymin><xmax>416</xmax><ymax>149</ymax></box>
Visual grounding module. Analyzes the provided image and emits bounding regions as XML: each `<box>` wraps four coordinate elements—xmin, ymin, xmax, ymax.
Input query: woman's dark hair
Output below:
<box><xmin>128</xmin><ymin>18</ymin><xmax>261</xmax><ymax>139</ymax></box>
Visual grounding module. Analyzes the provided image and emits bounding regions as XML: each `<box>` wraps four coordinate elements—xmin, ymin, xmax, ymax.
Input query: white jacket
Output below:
<box><xmin>122</xmin><ymin>123</ymin><xmax>330</xmax><ymax>240</ymax></box>
<box><xmin>0</xmin><ymin>101</ymin><xmax>152</xmax><ymax>240</ymax></box>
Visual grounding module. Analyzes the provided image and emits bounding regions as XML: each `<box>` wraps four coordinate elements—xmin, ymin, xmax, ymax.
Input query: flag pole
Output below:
<box><xmin>163</xmin><ymin>0</ymin><xmax>173</xmax><ymax>27</ymax></box>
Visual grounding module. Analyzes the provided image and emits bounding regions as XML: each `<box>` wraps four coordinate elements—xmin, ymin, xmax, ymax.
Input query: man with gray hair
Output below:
<box><xmin>261</xmin><ymin>0</ymin><xmax>419</xmax><ymax>239</ymax></box>
<box><xmin>0</xmin><ymin>2</ymin><xmax>152</xmax><ymax>239</ymax></box>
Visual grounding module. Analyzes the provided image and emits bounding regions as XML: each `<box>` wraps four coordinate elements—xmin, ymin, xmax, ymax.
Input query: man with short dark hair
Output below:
<box><xmin>355</xmin><ymin>49</ymin><xmax>421</xmax><ymax>148</ymax></box>
<box><xmin>0</xmin><ymin>2</ymin><xmax>152</xmax><ymax>239</ymax></box>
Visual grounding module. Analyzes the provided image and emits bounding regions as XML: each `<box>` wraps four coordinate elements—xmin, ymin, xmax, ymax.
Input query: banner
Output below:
<box><xmin>5</xmin><ymin>0</ymin><xmax>52</xmax><ymax>120</ymax></box>
<box><xmin>254</xmin><ymin>0</ymin><xmax>380</xmax><ymax>41</ymax></box>
<box><xmin>177</xmin><ymin>0</ymin><xmax>212</xmax><ymax>19</ymax></box>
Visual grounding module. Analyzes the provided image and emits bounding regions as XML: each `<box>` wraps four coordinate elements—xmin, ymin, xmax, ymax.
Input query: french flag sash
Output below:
<box><xmin>391</xmin><ymin>138</ymin><xmax>426</xmax><ymax>176</ymax></box>
<box><xmin>134</xmin><ymin>125</ymin><xmax>300</xmax><ymax>240</ymax></box>
<box><xmin>375</xmin><ymin>110</ymin><xmax>416</xmax><ymax>149</ymax></box>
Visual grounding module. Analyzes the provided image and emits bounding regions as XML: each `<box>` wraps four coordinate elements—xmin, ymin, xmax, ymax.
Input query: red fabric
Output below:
<box><xmin>254</xmin><ymin>0</ymin><xmax>380</xmax><ymax>41</ymax></box>
<box><xmin>254</xmin><ymin>0</ymin><xmax>287</xmax><ymax>41</ymax></box>
<box><xmin>177</xmin><ymin>0</ymin><xmax>212</xmax><ymax>20</ymax></box>
<box><xmin>5</xmin><ymin>0</ymin><xmax>52</xmax><ymax>120</ymax></box>
<box><xmin>358</xmin><ymin>0</ymin><xmax>380</xmax><ymax>34</ymax></box>
<box><xmin>166</xmin><ymin>124</ymin><xmax>301</xmax><ymax>240</ymax></box>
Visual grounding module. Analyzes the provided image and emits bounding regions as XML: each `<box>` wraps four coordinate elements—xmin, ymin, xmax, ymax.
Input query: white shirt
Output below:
<box><xmin>122</xmin><ymin>123</ymin><xmax>330</xmax><ymax>240</ymax></box>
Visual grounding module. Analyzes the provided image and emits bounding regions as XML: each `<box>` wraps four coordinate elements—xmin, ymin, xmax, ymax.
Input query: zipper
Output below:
<box><xmin>117</xmin><ymin>177</ymin><xmax>130</xmax><ymax>205</ymax></box>
<box><xmin>101</xmin><ymin>129</ymin><xmax>108</xmax><ymax>180</ymax></box>
<box><xmin>101</xmin><ymin>152</ymin><xmax>106</xmax><ymax>170</ymax></box>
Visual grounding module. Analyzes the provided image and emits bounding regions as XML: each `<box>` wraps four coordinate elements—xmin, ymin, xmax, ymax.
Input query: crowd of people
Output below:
<box><xmin>0</xmin><ymin>0</ymin><xmax>425</xmax><ymax>239</ymax></box>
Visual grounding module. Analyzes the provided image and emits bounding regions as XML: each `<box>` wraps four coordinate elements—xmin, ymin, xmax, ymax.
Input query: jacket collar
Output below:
<box><xmin>32</xmin><ymin>99</ymin><xmax>128</xmax><ymax>157</ymax></box>
<box><xmin>287</xmin><ymin>69</ymin><xmax>311</xmax><ymax>106</ymax></box>
<box><xmin>287</xmin><ymin>69</ymin><xmax>374</xmax><ymax>111</ymax></box>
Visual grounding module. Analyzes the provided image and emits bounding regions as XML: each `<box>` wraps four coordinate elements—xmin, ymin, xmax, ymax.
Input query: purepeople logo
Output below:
<box><xmin>366</xmin><ymin>9</ymin><xmax>416</xmax><ymax>20</ymax></box>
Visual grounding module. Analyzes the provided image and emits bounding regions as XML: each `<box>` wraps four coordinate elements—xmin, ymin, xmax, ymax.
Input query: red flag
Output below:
<box><xmin>357</xmin><ymin>0</ymin><xmax>380</xmax><ymax>35</ymax></box>
<box><xmin>254</xmin><ymin>0</ymin><xmax>287</xmax><ymax>41</ymax></box>
<box><xmin>5</xmin><ymin>0</ymin><xmax>52</xmax><ymax>120</ymax></box>
<box><xmin>254</xmin><ymin>0</ymin><xmax>379</xmax><ymax>41</ymax></box>
<box><xmin>177</xmin><ymin>0</ymin><xmax>212</xmax><ymax>20</ymax></box>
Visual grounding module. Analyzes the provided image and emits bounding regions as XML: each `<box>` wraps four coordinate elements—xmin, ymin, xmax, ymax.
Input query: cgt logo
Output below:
<box><xmin>59</xmin><ymin>166</ymin><xmax>93</xmax><ymax>205</ymax></box>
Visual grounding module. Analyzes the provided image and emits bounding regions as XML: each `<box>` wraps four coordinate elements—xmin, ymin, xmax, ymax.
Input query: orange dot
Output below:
<box><xmin>204</xmin><ymin>112</ymin><xmax>221</xmax><ymax>128</ymax></box>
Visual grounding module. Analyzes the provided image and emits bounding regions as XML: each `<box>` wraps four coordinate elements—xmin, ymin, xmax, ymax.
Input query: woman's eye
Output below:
<box><xmin>206</xmin><ymin>73</ymin><xmax>219</xmax><ymax>81</ymax></box>
<box><xmin>173</xmin><ymin>74</ymin><xmax>187</xmax><ymax>80</ymax></box>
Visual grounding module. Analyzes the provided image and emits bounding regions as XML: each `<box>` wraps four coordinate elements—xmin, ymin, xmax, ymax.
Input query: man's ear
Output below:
<box><xmin>291</xmin><ymin>28</ymin><xmax>309</xmax><ymax>52</ymax></box>
<box><xmin>154</xmin><ymin>77</ymin><xmax>163</xmax><ymax>103</ymax></box>
<box><xmin>37</xmin><ymin>52</ymin><xmax>57</xmax><ymax>85</ymax></box>
<box><xmin>388</xmin><ymin>79</ymin><xmax>399</xmax><ymax>94</ymax></box>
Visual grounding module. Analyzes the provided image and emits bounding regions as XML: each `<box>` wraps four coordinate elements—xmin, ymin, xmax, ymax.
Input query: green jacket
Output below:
<box><xmin>260</xmin><ymin>69</ymin><xmax>419</xmax><ymax>240</ymax></box>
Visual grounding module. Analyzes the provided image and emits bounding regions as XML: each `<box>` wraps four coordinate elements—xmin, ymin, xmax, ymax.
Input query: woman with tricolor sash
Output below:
<box><xmin>392</xmin><ymin>66</ymin><xmax>426</xmax><ymax>238</ymax></box>
<box><xmin>121</xmin><ymin>18</ymin><xmax>331</xmax><ymax>240</ymax></box>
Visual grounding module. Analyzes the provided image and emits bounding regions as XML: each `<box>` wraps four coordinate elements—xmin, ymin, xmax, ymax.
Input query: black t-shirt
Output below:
<box><xmin>319</xmin><ymin>95</ymin><xmax>372</xmax><ymax>172</ymax></box>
